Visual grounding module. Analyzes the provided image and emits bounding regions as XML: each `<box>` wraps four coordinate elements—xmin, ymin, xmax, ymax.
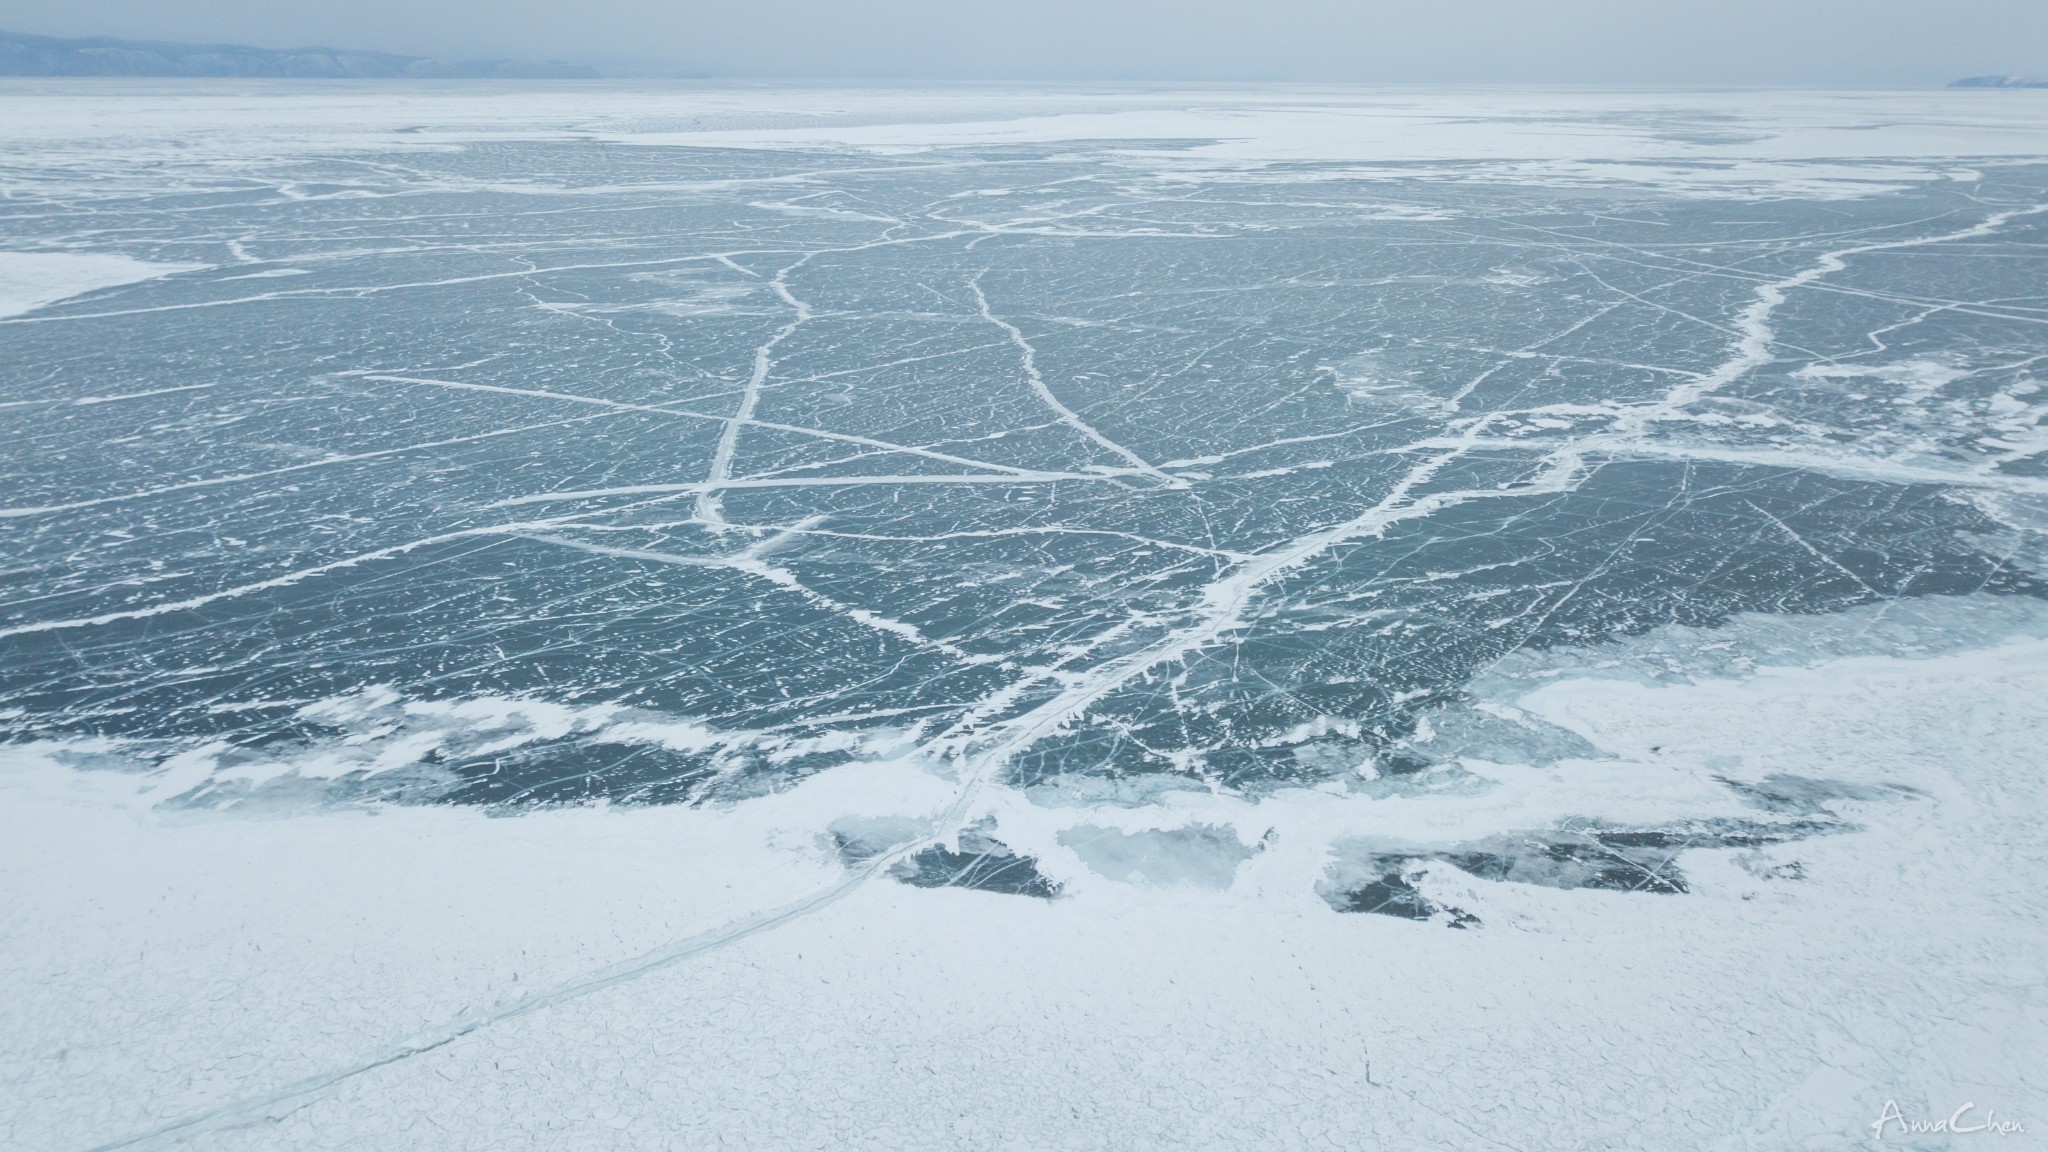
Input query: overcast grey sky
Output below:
<box><xmin>3</xmin><ymin>0</ymin><xmax>2046</xmax><ymax>83</ymax></box>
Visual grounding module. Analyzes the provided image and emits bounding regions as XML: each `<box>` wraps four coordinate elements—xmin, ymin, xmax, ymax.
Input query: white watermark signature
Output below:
<box><xmin>1871</xmin><ymin>1100</ymin><xmax>2026</xmax><ymax>1140</ymax></box>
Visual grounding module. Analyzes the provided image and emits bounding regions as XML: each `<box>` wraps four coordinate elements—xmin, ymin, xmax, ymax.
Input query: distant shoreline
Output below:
<box><xmin>0</xmin><ymin>28</ymin><xmax>603</xmax><ymax>79</ymax></box>
<box><xmin>1948</xmin><ymin>75</ymin><xmax>2048</xmax><ymax>89</ymax></box>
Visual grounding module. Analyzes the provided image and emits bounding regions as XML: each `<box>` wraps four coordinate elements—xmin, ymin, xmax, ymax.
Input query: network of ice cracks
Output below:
<box><xmin>3</xmin><ymin>92</ymin><xmax>2048</xmax><ymax>1148</ymax></box>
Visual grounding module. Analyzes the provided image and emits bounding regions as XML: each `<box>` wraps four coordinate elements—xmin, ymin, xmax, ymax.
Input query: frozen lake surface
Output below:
<box><xmin>3</xmin><ymin>81</ymin><xmax>2046</xmax><ymax>1150</ymax></box>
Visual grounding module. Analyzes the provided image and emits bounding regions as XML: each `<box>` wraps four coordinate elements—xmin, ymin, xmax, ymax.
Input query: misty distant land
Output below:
<box><xmin>2</xmin><ymin>28</ymin><xmax>2044</xmax><ymax>86</ymax></box>
<box><xmin>0</xmin><ymin>29</ymin><xmax>599</xmax><ymax>78</ymax></box>
<box><xmin>1949</xmin><ymin>75</ymin><xmax>2048</xmax><ymax>89</ymax></box>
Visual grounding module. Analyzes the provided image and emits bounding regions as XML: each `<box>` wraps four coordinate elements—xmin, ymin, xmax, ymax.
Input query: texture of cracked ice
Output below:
<box><xmin>3</xmin><ymin>83</ymin><xmax>2047</xmax><ymax>1151</ymax></box>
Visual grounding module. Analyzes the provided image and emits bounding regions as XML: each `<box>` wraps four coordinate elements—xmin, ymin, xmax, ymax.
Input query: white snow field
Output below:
<box><xmin>7</xmin><ymin>604</ymin><xmax>2046</xmax><ymax>1150</ymax></box>
<box><xmin>1</xmin><ymin>82</ymin><xmax>2046</xmax><ymax>1150</ymax></box>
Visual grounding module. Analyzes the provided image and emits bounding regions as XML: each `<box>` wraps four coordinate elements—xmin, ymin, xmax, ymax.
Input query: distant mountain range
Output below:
<box><xmin>1949</xmin><ymin>75</ymin><xmax>2048</xmax><ymax>89</ymax></box>
<box><xmin>0</xmin><ymin>29</ymin><xmax>599</xmax><ymax>78</ymax></box>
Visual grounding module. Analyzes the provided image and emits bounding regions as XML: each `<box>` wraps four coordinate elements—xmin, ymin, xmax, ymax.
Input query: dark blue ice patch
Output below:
<box><xmin>889</xmin><ymin>820</ymin><xmax>1061</xmax><ymax>899</ymax></box>
<box><xmin>1321</xmin><ymin>817</ymin><xmax>1841</xmax><ymax>922</ymax></box>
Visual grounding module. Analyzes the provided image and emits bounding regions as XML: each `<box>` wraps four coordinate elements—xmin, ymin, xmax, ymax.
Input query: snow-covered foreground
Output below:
<box><xmin>6</xmin><ymin>601</ymin><xmax>2045</xmax><ymax>1150</ymax></box>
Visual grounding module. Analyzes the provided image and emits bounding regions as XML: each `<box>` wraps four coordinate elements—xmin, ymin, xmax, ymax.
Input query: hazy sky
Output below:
<box><xmin>4</xmin><ymin>0</ymin><xmax>2046</xmax><ymax>83</ymax></box>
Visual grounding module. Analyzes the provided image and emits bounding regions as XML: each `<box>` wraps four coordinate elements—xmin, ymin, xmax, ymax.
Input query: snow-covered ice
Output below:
<box><xmin>1</xmin><ymin>81</ymin><xmax>2045</xmax><ymax>1150</ymax></box>
<box><xmin>0</xmin><ymin>252</ymin><xmax>203</xmax><ymax>319</ymax></box>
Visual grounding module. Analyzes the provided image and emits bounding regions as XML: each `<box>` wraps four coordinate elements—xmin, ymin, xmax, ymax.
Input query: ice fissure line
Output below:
<box><xmin>969</xmin><ymin>276</ymin><xmax>1178</xmax><ymax>485</ymax></box>
<box><xmin>356</xmin><ymin>373</ymin><xmax>1050</xmax><ymax>479</ymax></box>
<box><xmin>1617</xmin><ymin>202</ymin><xmax>2048</xmax><ymax>434</ymax></box>
<box><xmin>697</xmin><ymin>272</ymin><xmax>811</xmax><ymax>527</ymax></box>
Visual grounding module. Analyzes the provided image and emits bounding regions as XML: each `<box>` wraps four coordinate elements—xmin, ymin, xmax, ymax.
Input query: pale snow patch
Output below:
<box><xmin>0</xmin><ymin>251</ymin><xmax>204</xmax><ymax>318</ymax></box>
